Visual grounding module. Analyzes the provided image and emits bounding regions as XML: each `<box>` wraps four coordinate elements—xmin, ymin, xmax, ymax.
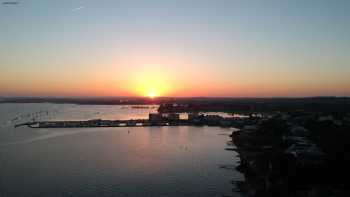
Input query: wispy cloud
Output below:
<box><xmin>72</xmin><ymin>6</ymin><xmax>84</xmax><ymax>11</ymax></box>
<box><xmin>2</xmin><ymin>1</ymin><xmax>20</xmax><ymax>5</ymax></box>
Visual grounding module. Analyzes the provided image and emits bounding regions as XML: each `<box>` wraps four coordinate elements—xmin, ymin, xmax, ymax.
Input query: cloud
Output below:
<box><xmin>72</xmin><ymin>6</ymin><xmax>84</xmax><ymax>11</ymax></box>
<box><xmin>2</xmin><ymin>1</ymin><xmax>20</xmax><ymax>5</ymax></box>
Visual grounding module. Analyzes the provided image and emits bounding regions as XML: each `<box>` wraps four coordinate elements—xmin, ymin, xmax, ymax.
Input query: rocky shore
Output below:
<box><xmin>231</xmin><ymin>111</ymin><xmax>350</xmax><ymax>197</ymax></box>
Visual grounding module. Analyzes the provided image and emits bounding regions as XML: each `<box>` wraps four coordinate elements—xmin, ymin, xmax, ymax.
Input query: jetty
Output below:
<box><xmin>14</xmin><ymin>112</ymin><xmax>257</xmax><ymax>129</ymax></box>
<box><xmin>14</xmin><ymin>122</ymin><xmax>38</xmax><ymax>128</ymax></box>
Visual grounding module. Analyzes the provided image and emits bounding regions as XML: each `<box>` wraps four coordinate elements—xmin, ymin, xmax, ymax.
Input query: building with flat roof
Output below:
<box><xmin>149</xmin><ymin>113</ymin><xmax>162</xmax><ymax>123</ymax></box>
<box><xmin>166</xmin><ymin>113</ymin><xmax>180</xmax><ymax>121</ymax></box>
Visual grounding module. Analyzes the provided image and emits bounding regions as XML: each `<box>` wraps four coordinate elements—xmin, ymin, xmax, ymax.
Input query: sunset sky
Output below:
<box><xmin>1</xmin><ymin>0</ymin><xmax>349</xmax><ymax>97</ymax></box>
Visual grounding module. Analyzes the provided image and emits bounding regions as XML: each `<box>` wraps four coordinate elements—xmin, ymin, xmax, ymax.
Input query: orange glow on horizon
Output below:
<box><xmin>128</xmin><ymin>68</ymin><xmax>173</xmax><ymax>97</ymax></box>
<box><xmin>148</xmin><ymin>91</ymin><xmax>157</xmax><ymax>98</ymax></box>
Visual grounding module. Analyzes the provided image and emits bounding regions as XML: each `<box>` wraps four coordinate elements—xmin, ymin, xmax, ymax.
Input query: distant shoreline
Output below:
<box><xmin>1</xmin><ymin>97</ymin><xmax>350</xmax><ymax>114</ymax></box>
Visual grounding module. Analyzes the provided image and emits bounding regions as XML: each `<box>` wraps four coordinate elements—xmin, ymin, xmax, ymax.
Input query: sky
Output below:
<box><xmin>0</xmin><ymin>0</ymin><xmax>349</xmax><ymax>97</ymax></box>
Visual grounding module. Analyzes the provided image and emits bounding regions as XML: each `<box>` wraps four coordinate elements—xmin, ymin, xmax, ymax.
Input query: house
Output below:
<box><xmin>283</xmin><ymin>126</ymin><xmax>310</xmax><ymax>144</ymax></box>
<box><xmin>284</xmin><ymin>143</ymin><xmax>325</xmax><ymax>166</ymax></box>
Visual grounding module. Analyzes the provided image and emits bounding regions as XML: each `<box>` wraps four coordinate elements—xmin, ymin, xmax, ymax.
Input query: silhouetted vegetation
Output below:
<box><xmin>232</xmin><ymin>111</ymin><xmax>350</xmax><ymax>197</ymax></box>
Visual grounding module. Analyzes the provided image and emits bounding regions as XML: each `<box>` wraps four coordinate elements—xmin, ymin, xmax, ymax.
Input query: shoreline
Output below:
<box><xmin>230</xmin><ymin>112</ymin><xmax>350</xmax><ymax>197</ymax></box>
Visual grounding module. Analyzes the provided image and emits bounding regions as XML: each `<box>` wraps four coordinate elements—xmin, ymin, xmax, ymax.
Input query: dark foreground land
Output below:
<box><xmin>231</xmin><ymin>111</ymin><xmax>350</xmax><ymax>197</ymax></box>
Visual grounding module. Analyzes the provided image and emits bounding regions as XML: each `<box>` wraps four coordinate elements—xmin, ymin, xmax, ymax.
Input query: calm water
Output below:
<box><xmin>0</xmin><ymin>104</ymin><xmax>243</xmax><ymax>197</ymax></box>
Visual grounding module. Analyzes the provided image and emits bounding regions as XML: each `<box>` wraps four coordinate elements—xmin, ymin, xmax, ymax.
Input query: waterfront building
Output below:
<box><xmin>149</xmin><ymin>113</ymin><xmax>162</xmax><ymax>123</ymax></box>
<box><xmin>166</xmin><ymin>113</ymin><xmax>180</xmax><ymax>121</ymax></box>
<box><xmin>204</xmin><ymin>115</ymin><xmax>223</xmax><ymax>125</ymax></box>
<box><xmin>188</xmin><ymin>112</ymin><xmax>199</xmax><ymax>121</ymax></box>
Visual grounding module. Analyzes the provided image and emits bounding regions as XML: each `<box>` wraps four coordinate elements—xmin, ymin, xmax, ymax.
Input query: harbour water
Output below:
<box><xmin>0</xmin><ymin>103</ymin><xmax>243</xmax><ymax>197</ymax></box>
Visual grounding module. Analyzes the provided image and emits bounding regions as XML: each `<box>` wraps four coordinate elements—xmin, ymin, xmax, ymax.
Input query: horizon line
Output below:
<box><xmin>1</xmin><ymin>96</ymin><xmax>349</xmax><ymax>99</ymax></box>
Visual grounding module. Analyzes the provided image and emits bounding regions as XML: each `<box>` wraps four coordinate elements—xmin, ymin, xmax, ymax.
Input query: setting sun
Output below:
<box><xmin>148</xmin><ymin>91</ymin><xmax>157</xmax><ymax>98</ymax></box>
<box><xmin>128</xmin><ymin>69</ymin><xmax>174</xmax><ymax>98</ymax></box>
